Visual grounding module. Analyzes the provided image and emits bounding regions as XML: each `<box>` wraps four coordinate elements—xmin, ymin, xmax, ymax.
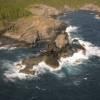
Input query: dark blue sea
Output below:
<box><xmin>0</xmin><ymin>11</ymin><xmax>100</xmax><ymax>100</ymax></box>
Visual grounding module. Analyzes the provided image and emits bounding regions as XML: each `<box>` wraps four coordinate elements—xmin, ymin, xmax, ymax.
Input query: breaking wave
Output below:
<box><xmin>0</xmin><ymin>45</ymin><xmax>17</xmax><ymax>50</ymax></box>
<box><xmin>3</xmin><ymin>25</ymin><xmax>100</xmax><ymax>81</ymax></box>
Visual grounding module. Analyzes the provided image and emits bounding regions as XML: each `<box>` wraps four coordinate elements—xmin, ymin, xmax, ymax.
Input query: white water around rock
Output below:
<box><xmin>3</xmin><ymin>25</ymin><xmax>100</xmax><ymax>81</ymax></box>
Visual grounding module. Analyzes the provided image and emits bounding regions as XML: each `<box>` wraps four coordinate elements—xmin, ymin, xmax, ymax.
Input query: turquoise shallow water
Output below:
<box><xmin>0</xmin><ymin>11</ymin><xmax>100</xmax><ymax>100</ymax></box>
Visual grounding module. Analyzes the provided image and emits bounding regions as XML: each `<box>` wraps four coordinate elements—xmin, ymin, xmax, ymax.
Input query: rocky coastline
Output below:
<box><xmin>1</xmin><ymin>4</ymin><xmax>100</xmax><ymax>75</ymax></box>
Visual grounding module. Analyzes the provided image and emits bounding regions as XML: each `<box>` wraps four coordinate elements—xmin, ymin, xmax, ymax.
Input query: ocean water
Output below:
<box><xmin>0</xmin><ymin>10</ymin><xmax>100</xmax><ymax>100</ymax></box>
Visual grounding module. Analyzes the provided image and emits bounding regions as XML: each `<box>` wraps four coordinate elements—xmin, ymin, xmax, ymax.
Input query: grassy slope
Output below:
<box><xmin>0</xmin><ymin>0</ymin><xmax>100</xmax><ymax>22</ymax></box>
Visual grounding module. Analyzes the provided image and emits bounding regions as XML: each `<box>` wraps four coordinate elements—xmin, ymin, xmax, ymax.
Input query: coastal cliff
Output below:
<box><xmin>0</xmin><ymin>4</ymin><xmax>87</xmax><ymax>75</ymax></box>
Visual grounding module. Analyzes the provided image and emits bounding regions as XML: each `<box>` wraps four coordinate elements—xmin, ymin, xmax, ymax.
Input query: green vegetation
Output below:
<box><xmin>0</xmin><ymin>0</ymin><xmax>32</xmax><ymax>21</ymax></box>
<box><xmin>0</xmin><ymin>0</ymin><xmax>100</xmax><ymax>21</ymax></box>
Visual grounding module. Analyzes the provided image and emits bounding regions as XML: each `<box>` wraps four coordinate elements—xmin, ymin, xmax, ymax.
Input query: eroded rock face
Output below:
<box><xmin>3</xmin><ymin>16</ymin><xmax>66</xmax><ymax>44</ymax></box>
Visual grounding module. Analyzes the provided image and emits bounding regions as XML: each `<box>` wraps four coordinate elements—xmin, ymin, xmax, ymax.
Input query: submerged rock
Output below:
<box><xmin>19</xmin><ymin>56</ymin><xmax>44</xmax><ymax>74</ymax></box>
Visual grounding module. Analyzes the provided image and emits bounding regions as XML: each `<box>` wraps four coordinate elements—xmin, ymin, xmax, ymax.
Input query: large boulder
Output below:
<box><xmin>3</xmin><ymin>16</ymin><xmax>66</xmax><ymax>44</ymax></box>
<box><xmin>55</xmin><ymin>32</ymin><xmax>69</xmax><ymax>49</ymax></box>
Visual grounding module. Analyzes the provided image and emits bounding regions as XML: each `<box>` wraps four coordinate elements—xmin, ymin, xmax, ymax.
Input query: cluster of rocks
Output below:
<box><xmin>0</xmin><ymin>4</ymin><xmax>86</xmax><ymax>75</ymax></box>
<box><xmin>18</xmin><ymin>34</ymin><xmax>86</xmax><ymax>75</ymax></box>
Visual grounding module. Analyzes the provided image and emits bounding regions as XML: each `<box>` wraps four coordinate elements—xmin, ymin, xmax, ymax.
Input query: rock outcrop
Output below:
<box><xmin>0</xmin><ymin>4</ymin><xmax>87</xmax><ymax>75</ymax></box>
<box><xmin>3</xmin><ymin>16</ymin><xmax>66</xmax><ymax>45</ymax></box>
<box><xmin>17</xmin><ymin>36</ymin><xmax>86</xmax><ymax>75</ymax></box>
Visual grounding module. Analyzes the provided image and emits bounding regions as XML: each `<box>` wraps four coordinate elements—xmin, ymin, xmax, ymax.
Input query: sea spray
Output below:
<box><xmin>3</xmin><ymin>61</ymin><xmax>35</xmax><ymax>82</ymax></box>
<box><xmin>65</xmin><ymin>25</ymin><xmax>80</xmax><ymax>40</ymax></box>
<box><xmin>3</xmin><ymin>26</ymin><xmax>100</xmax><ymax>80</ymax></box>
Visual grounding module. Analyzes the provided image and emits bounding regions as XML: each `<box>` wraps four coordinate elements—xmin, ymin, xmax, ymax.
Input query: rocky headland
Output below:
<box><xmin>2</xmin><ymin>4</ymin><xmax>98</xmax><ymax>75</ymax></box>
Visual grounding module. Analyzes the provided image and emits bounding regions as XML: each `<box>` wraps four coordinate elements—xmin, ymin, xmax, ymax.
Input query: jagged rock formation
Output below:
<box><xmin>18</xmin><ymin>36</ymin><xmax>86</xmax><ymax>75</ymax></box>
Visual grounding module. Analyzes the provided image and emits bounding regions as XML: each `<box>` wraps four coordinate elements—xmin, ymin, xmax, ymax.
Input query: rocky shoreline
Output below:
<box><xmin>16</xmin><ymin>33</ymin><xmax>86</xmax><ymax>75</ymax></box>
<box><xmin>0</xmin><ymin>4</ymin><xmax>100</xmax><ymax>75</ymax></box>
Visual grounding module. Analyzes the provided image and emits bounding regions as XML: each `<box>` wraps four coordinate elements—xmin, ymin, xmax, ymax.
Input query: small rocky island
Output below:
<box><xmin>0</xmin><ymin>4</ymin><xmax>86</xmax><ymax>75</ymax></box>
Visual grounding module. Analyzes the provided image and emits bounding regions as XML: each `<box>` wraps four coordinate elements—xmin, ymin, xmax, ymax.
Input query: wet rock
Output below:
<box><xmin>44</xmin><ymin>50</ymin><xmax>59</xmax><ymax>68</ymax></box>
<box><xmin>18</xmin><ymin>50</ymin><xmax>59</xmax><ymax>74</ymax></box>
<box><xmin>17</xmin><ymin>34</ymin><xmax>73</xmax><ymax>75</ymax></box>
<box><xmin>20</xmin><ymin>68</ymin><xmax>35</xmax><ymax>75</ymax></box>
<box><xmin>19</xmin><ymin>55</ymin><xmax>44</xmax><ymax>74</ymax></box>
<box><xmin>18</xmin><ymin>40</ymin><xmax>86</xmax><ymax>75</ymax></box>
<box><xmin>45</xmin><ymin>56</ymin><xmax>59</xmax><ymax>68</ymax></box>
<box><xmin>58</xmin><ymin>46</ymin><xmax>74</xmax><ymax>58</ymax></box>
<box><xmin>71</xmin><ymin>39</ymin><xmax>86</xmax><ymax>54</ymax></box>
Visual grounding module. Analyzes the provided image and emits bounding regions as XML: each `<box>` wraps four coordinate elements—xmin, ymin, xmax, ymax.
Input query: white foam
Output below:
<box><xmin>0</xmin><ymin>45</ymin><xmax>9</xmax><ymax>50</ymax></box>
<box><xmin>65</xmin><ymin>25</ymin><xmax>79</xmax><ymax>33</ymax></box>
<box><xmin>65</xmin><ymin>25</ymin><xmax>79</xmax><ymax>42</ymax></box>
<box><xmin>4</xmin><ymin>60</ymin><xmax>63</xmax><ymax>81</ymax></box>
<box><xmin>4</xmin><ymin>61</ymin><xmax>35</xmax><ymax>81</ymax></box>
<box><xmin>65</xmin><ymin>26</ymin><xmax>100</xmax><ymax>58</ymax></box>
<box><xmin>59</xmin><ymin>39</ymin><xmax>100</xmax><ymax>66</ymax></box>
<box><xmin>95</xmin><ymin>15</ymin><xmax>100</xmax><ymax>20</ymax></box>
<box><xmin>79</xmin><ymin>40</ymin><xmax>100</xmax><ymax>57</ymax></box>
<box><xmin>10</xmin><ymin>40</ymin><xmax>99</xmax><ymax>80</ymax></box>
<box><xmin>60</xmin><ymin>51</ymin><xmax>88</xmax><ymax>65</ymax></box>
<box><xmin>3</xmin><ymin>26</ymin><xmax>100</xmax><ymax>80</ymax></box>
<box><xmin>83</xmin><ymin>77</ymin><xmax>88</xmax><ymax>80</ymax></box>
<box><xmin>0</xmin><ymin>45</ymin><xmax>17</xmax><ymax>50</ymax></box>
